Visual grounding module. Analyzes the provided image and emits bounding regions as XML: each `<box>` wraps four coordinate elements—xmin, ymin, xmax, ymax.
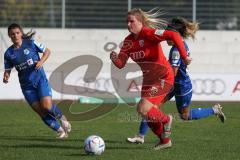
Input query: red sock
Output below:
<box><xmin>146</xmin><ymin>107</ymin><xmax>169</xmax><ymax>124</ymax></box>
<box><xmin>161</xmin><ymin>137</ymin><xmax>170</xmax><ymax>144</ymax></box>
<box><xmin>146</xmin><ymin>107</ymin><xmax>170</xmax><ymax>143</ymax></box>
<box><xmin>147</xmin><ymin>119</ymin><xmax>163</xmax><ymax>138</ymax></box>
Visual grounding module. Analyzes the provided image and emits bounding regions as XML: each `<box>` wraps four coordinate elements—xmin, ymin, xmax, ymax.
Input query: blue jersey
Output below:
<box><xmin>4</xmin><ymin>39</ymin><xmax>47</xmax><ymax>88</ymax></box>
<box><xmin>168</xmin><ymin>41</ymin><xmax>192</xmax><ymax>96</ymax></box>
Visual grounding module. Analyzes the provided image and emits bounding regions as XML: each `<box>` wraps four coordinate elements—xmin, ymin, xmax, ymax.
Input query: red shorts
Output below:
<box><xmin>141</xmin><ymin>71</ymin><xmax>174</xmax><ymax>106</ymax></box>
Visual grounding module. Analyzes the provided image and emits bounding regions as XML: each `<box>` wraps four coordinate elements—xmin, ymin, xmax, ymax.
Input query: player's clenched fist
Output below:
<box><xmin>110</xmin><ymin>51</ymin><xmax>118</xmax><ymax>61</ymax></box>
<box><xmin>3</xmin><ymin>71</ymin><xmax>10</xmax><ymax>83</ymax></box>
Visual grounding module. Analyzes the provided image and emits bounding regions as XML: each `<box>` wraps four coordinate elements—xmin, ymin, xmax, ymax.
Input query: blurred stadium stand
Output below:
<box><xmin>0</xmin><ymin>0</ymin><xmax>239</xmax><ymax>30</ymax></box>
<box><xmin>0</xmin><ymin>0</ymin><xmax>240</xmax><ymax>74</ymax></box>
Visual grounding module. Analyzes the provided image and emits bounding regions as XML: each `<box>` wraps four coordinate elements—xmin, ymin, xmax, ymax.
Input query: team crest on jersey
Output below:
<box><xmin>23</xmin><ymin>49</ymin><xmax>30</xmax><ymax>55</ymax></box>
<box><xmin>139</xmin><ymin>40</ymin><xmax>144</xmax><ymax>47</ymax></box>
<box><xmin>154</xmin><ymin>29</ymin><xmax>164</xmax><ymax>36</ymax></box>
<box><xmin>172</xmin><ymin>51</ymin><xmax>180</xmax><ymax>60</ymax></box>
<box><xmin>149</xmin><ymin>86</ymin><xmax>159</xmax><ymax>97</ymax></box>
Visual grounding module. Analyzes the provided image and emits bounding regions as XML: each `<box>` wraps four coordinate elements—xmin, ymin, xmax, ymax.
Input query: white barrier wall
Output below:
<box><xmin>0</xmin><ymin>28</ymin><xmax>240</xmax><ymax>101</ymax></box>
<box><xmin>0</xmin><ymin>72</ymin><xmax>239</xmax><ymax>101</ymax></box>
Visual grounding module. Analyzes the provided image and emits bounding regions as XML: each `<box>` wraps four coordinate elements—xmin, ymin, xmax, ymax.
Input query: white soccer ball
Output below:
<box><xmin>84</xmin><ymin>135</ymin><xmax>105</xmax><ymax>155</ymax></box>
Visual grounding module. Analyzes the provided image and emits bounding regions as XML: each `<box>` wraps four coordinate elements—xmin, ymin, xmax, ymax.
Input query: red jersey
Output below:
<box><xmin>113</xmin><ymin>26</ymin><xmax>187</xmax><ymax>79</ymax></box>
<box><xmin>112</xmin><ymin>26</ymin><xmax>188</xmax><ymax>104</ymax></box>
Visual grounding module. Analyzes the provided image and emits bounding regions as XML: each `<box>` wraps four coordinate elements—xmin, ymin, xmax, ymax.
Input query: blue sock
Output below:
<box><xmin>42</xmin><ymin>114</ymin><xmax>60</xmax><ymax>131</ymax></box>
<box><xmin>139</xmin><ymin>119</ymin><xmax>149</xmax><ymax>136</ymax></box>
<box><xmin>189</xmin><ymin>107</ymin><xmax>214</xmax><ymax>120</ymax></box>
<box><xmin>48</xmin><ymin>104</ymin><xmax>62</xmax><ymax>119</ymax></box>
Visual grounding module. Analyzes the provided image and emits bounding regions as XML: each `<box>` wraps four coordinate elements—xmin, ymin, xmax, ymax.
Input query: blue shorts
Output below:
<box><xmin>22</xmin><ymin>78</ymin><xmax>52</xmax><ymax>106</ymax></box>
<box><xmin>175</xmin><ymin>91</ymin><xmax>192</xmax><ymax>111</ymax></box>
<box><xmin>168</xmin><ymin>89</ymin><xmax>192</xmax><ymax>111</ymax></box>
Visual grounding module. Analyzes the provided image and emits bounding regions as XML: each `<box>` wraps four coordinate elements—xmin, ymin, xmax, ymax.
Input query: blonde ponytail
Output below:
<box><xmin>168</xmin><ymin>17</ymin><xmax>199</xmax><ymax>40</ymax></box>
<box><xmin>128</xmin><ymin>8</ymin><xmax>167</xmax><ymax>29</ymax></box>
<box><xmin>185</xmin><ymin>22</ymin><xmax>199</xmax><ymax>39</ymax></box>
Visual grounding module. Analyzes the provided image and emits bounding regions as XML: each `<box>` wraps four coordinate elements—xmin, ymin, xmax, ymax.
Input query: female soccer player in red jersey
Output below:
<box><xmin>110</xmin><ymin>8</ymin><xmax>192</xmax><ymax>150</ymax></box>
<box><xmin>127</xmin><ymin>17</ymin><xmax>226</xmax><ymax>145</ymax></box>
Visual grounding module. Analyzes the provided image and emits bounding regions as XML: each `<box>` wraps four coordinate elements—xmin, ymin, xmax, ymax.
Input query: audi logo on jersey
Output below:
<box><xmin>192</xmin><ymin>79</ymin><xmax>226</xmax><ymax>95</ymax></box>
<box><xmin>129</xmin><ymin>50</ymin><xmax>145</xmax><ymax>60</ymax></box>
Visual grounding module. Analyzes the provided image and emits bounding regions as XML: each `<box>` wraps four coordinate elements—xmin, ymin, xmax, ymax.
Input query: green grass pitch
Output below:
<box><xmin>0</xmin><ymin>101</ymin><xmax>239</xmax><ymax>160</ymax></box>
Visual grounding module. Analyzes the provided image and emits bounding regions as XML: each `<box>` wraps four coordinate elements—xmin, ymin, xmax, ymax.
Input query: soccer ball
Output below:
<box><xmin>84</xmin><ymin>135</ymin><xmax>105</xmax><ymax>155</ymax></box>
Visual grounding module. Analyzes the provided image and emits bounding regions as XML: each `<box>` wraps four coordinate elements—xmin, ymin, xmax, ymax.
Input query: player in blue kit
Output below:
<box><xmin>3</xmin><ymin>23</ymin><xmax>71</xmax><ymax>139</ymax></box>
<box><xmin>127</xmin><ymin>17</ymin><xmax>226</xmax><ymax>144</ymax></box>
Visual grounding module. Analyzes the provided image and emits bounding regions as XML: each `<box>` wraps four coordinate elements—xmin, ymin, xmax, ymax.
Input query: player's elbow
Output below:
<box><xmin>117</xmin><ymin>64</ymin><xmax>124</xmax><ymax>69</ymax></box>
<box><xmin>114</xmin><ymin>65</ymin><xmax>124</xmax><ymax>69</ymax></box>
<box><xmin>180</xmin><ymin>115</ymin><xmax>189</xmax><ymax>121</ymax></box>
<box><xmin>44</xmin><ymin>48</ymin><xmax>51</xmax><ymax>55</ymax></box>
<box><xmin>113</xmin><ymin>60</ymin><xmax>125</xmax><ymax>69</ymax></box>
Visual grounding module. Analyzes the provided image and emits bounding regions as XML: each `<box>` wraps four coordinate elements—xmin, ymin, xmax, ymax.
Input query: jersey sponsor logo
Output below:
<box><xmin>15</xmin><ymin>62</ymin><xmax>28</xmax><ymax>71</ymax></box>
<box><xmin>23</xmin><ymin>49</ymin><xmax>30</xmax><ymax>55</ymax></box>
<box><xmin>154</xmin><ymin>29</ymin><xmax>164</xmax><ymax>36</ymax></box>
<box><xmin>129</xmin><ymin>50</ymin><xmax>145</xmax><ymax>60</ymax></box>
<box><xmin>27</xmin><ymin>58</ymin><xmax>34</xmax><ymax>65</ymax></box>
<box><xmin>139</xmin><ymin>40</ymin><xmax>144</xmax><ymax>47</ymax></box>
<box><xmin>15</xmin><ymin>59</ymin><xmax>34</xmax><ymax>71</ymax></box>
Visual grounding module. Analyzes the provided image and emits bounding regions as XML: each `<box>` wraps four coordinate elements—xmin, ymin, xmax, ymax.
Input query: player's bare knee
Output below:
<box><xmin>180</xmin><ymin>114</ymin><xmax>189</xmax><ymax>120</ymax></box>
<box><xmin>31</xmin><ymin>102</ymin><xmax>46</xmax><ymax>117</ymax></box>
<box><xmin>40</xmin><ymin>96</ymin><xmax>52</xmax><ymax>112</ymax></box>
<box><xmin>137</xmin><ymin>99</ymin><xmax>152</xmax><ymax>117</ymax></box>
<box><xmin>179</xmin><ymin>107</ymin><xmax>189</xmax><ymax>120</ymax></box>
<box><xmin>137</xmin><ymin>103</ymin><xmax>147</xmax><ymax>116</ymax></box>
<box><xmin>179</xmin><ymin>112</ymin><xmax>189</xmax><ymax>120</ymax></box>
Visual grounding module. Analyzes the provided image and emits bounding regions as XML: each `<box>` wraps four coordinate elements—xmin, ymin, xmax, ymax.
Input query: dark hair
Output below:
<box><xmin>167</xmin><ymin>17</ymin><xmax>199</xmax><ymax>39</ymax></box>
<box><xmin>168</xmin><ymin>17</ymin><xmax>187</xmax><ymax>36</ymax></box>
<box><xmin>8</xmin><ymin>23</ymin><xmax>36</xmax><ymax>39</ymax></box>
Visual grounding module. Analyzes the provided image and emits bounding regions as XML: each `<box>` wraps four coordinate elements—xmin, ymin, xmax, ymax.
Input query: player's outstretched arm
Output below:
<box><xmin>164</xmin><ymin>30</ymin><xmax>192</xmax><ymax>65</ymax></box>
<box><xmin>143</xmin><ymin>27</ymin><xmax>192</xmax><ymax>65</ymax></box>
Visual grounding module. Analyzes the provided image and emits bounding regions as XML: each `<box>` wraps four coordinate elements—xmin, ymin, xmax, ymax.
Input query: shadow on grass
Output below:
<box><xmin>0</xmin><ymin>135</ymin><xmax>151</xmax><ymax>155</ymax></box>
<box><xmin>65</xmin><ymin>147</ymin><xmax>145</xmax><ymax>157</ymax></box>
<box><xmin>105</xmin><ymin>139</ymin><xmax>154</xmax><ymax>144</ymax></box>
<box><xmin>0</xmin><ymin>135</ymin><xmax>82</xmax><ymax>142</ymax></box>
<box><xmin>64</xmin><ymin>139</ymin><xmax>147</xmax><ymax>157</ymax></box>
<box><xmin>106</xmin><ymin>146</ymin><xmax>145</xmax><ymax>150</ymax></box>
<box><xmin>65</xmin><ymin>153</ymin><xmax>93</xmax><ymax>157</ymax></box>
<box><xmin>0</xmin><ymin>143</ymin><xmax>81</xmax><ymax>150</ymax></box>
